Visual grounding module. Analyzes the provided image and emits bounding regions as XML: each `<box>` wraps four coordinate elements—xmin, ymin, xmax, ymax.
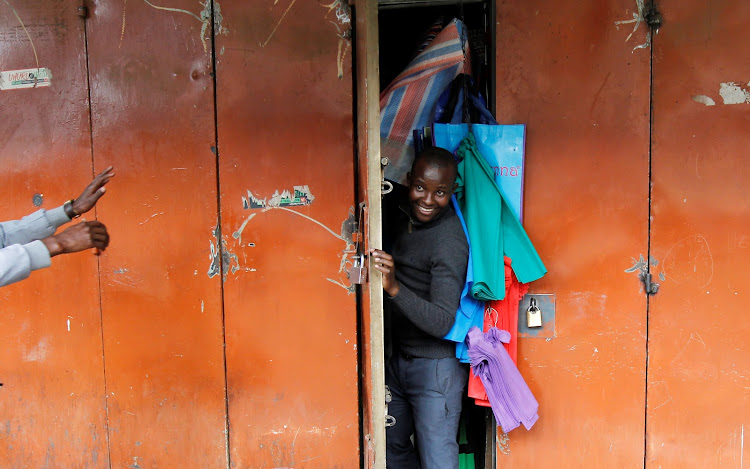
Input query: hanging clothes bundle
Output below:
<box><xmin>466</xmin><ymin>257</ymin><xmax>529</xmax><ymax>406</ymax></box>
<box><xmin>466</xmin><ymin>326</ymin><xmax>539</xmax><ymax>433</ymax></box>
<box><xmin>452</xmin><ymin>132</ymin><xmax>545</xmax><ymax>300</ymax></box>
<box><xmin>379</xmin><ymin>18</ymin><xmax>472</xmax><ymax>186</ymax></box>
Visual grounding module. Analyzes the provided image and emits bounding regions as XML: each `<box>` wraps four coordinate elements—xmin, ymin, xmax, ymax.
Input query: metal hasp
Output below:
<box><xmin>644</xmin><ymin>1</ymin><xmax>662</xmax><ymax>30</ymax></box>
<box><xmin>641</xmin><ymin>272</ymin><xmax>660</xmax><ymax>295</ymax></box>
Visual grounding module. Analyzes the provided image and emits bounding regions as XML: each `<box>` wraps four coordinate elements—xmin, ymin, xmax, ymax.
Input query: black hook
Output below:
<box><xmin>644</xmin><ymin>2</ymin><xmax>663</xmax><ymax>29</ymax></box>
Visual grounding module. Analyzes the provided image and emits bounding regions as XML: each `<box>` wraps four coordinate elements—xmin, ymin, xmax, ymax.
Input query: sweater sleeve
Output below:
<box><xmin>389</xmin><ymin>230</ymin><xmax>469</xmax><ymax>338</ymax></box>
<box><xmin>0</xmin><ymin>241</ymin><xmax>52</xmax><ymax>287</ymax></box>
<box><xmin>0</xmin><ymin>206</ymin><xmax>70</xmax><ymax>248</ymax></box>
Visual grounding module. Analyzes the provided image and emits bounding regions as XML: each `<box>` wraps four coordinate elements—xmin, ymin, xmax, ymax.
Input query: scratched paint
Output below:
<box><xmin>613</xmin><ymin>0</ymin><xmax>651</xmax><ymax>52</ymax></box>
<box><xmin>1</xmin><ymin>0</ymin><xmax>40</xmax><ymax>70</ymax></box>
<box><xmin>322</xmin><ymin>0</ymin><xmax>352</xmax><ymax>79</ymax></box>
<box><xmin>656</xmin><ymin>234</ymin><xmax>713</xmax><ymax>289</ymax></box>
<box><xmin>232</xmin><ymin>198</ymin><xmax>356</xmax><ymax>292</ymax></box>
<box><xmin>624</xmin><ymin>253</ymin><xmax>658</xmax><ymax>275</ymax></box>
<box><xmin>137</xmin><ymin>0</ymin><xmax>228</xmax><ymax>53</ymax></box>
<box><xmin>259</xmin><ymin>0</ymin><xmax>351</xmax><ymax>78</ymax></box>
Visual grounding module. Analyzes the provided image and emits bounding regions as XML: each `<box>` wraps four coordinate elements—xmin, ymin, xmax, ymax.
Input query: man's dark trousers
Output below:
<box><xmin>385</xmin><ymin>353</ymin><xmax>469</xmax><ymax>469</ymax></box>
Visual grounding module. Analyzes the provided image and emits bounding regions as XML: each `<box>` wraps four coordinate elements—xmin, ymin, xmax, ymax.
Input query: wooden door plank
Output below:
<box><xmin>0</xmin><ymin>1</ymin><xmax>107</xmax><ymax>466</ymax></box>
<box><xmin>214</xmin><ymin>1</ymin><xmax>361</xmax><ymax>467</ymax></box>
<box><xmin>85</xmin><ymin>1</ymin><xmax>228</xmax><ymax>466</ymax></box>
<box><xmin>648</xmin><ymin>1</ymin><xmax>750</xmax><ymax>466</ymax></box>
<box><xmin>356</xmin><ymin>0</ymin><xmax>387</xmax><ymax>467</ymax></box>
<box><xmin>495</xmin><ymin>0</ymin><xmax>651</xmax><ymax>466</ymax></box>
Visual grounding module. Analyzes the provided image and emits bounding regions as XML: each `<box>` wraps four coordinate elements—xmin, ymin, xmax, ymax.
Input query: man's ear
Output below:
<box><xmin>406</xmin><ymin>172</ymin><xmax>412</xmax><ymax>186</ymax></box>
<box><xmin>453</xmin><ymin>182</ymin><xmax>458</xmax><ymax>192</ymax></box>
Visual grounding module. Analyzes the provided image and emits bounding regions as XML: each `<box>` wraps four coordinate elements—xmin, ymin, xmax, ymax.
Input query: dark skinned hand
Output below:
<box><xmin>41</xmin><ymin>221</ymin><xmax>110</xmax><ymax>257</ymax></box>
<box><xmin>370</xmin><ymin>248</ymin><xmax>399</xmax><ymax>297</ymax></box>
<box><xmin>71</xmin><ymin>166</ymin><xmax>115</xmax><ymax>215</ymax></box>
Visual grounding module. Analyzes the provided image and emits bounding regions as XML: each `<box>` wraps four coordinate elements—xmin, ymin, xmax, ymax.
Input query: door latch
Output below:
<box><xmin>641</xmin><ymin>272</ymin><xmax>660</xmax><ymax>295</ymax></box>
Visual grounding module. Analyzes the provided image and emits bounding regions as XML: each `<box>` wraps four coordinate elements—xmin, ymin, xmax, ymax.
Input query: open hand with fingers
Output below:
<box><xmin>42</xmin><ymin>221</ymin><xmax>110</xmax><ymax>257</ymax></box>
<box><xmin>70</xmin><ymin>166</ymin><xmax>115</xmax><ymax>216</ymax></box>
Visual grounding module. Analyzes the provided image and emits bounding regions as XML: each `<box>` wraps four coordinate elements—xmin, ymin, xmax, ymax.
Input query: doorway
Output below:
<box><xmin>373</xmin><ymin>0</ymin><xmax>498</xmax><ymax>467</ymax></box>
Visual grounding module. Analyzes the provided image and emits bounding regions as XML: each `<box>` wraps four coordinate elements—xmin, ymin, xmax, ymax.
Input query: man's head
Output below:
<box><xmin>406</xmin><ymin>147</ymin><xmax>458</xmax><ymax>223</ymax></box>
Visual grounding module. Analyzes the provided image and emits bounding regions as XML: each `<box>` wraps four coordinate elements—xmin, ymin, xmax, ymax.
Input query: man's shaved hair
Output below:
<box><xmin>411</xmin><ymin>147</ymin><xmax>458</xmax><ymax>184</ymax></box>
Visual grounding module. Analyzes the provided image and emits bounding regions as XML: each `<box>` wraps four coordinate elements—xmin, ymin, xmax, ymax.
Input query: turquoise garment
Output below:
<box><xmin>442</xmin><ymin>195</ymin><xmax>485</xmax><ymax>363</ymax></box>
<box><xmin>454</xmin><ymin>133</ymin><xmax>546</xmax><ymax>300</ymax></box>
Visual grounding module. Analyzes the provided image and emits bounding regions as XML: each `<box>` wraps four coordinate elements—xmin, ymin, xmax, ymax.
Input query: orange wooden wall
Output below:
<box><xmin>496</xmin><ymin>0</ymin><xmax>750</xmax><ymax>467</ymax></box>
<box><xmin>496</xmin><ymin>0</ymin><xmax>651</xmax><ymax>465</ymax></box>
<box><xmin>2</xmin><ymin>0</ymin><xmax>749</xmax><ymax>467</ymax></box>
<box><xmin>1</xmin><ymin>0</ymin><xmax>358</xmax><ymax>467</ymax></box>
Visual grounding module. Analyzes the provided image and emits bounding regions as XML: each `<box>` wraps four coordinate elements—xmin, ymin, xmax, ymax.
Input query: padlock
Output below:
<box><xmin>348</xmin><ymin>253</ymin><xmax>368</xmax><ymax>285</ymax></box>
<box><xmin>526</xmin><ymin>298</ymin><xmax>542</xmax><ymax>328</ymax></box>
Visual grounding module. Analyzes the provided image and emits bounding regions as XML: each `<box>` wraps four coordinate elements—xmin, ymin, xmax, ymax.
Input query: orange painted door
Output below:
<box><xmin>495</xmin><ymin>0</ymin><xmax>652</xmax><ymax>466</ymax></box>
<box><xmin>85</xmin><ymin>1</ymin><xmax>228</xmax><ymax>467</ymax></box>
<box><xmin>0</xmin><ymin>2</ymin><xmax>109</xmax><ymax>467</ymax></box>
<box><xmin>647</xmin><ymin>1</ymin><xmax>750</xmax><ymax>466</ymax></box>
<box><xmin>213</xmin><ymin>1</ymin><xmax>360</xmax><ymax>467</ymax></box>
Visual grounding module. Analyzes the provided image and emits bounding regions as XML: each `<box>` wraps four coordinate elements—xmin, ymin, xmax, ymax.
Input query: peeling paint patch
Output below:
<box><xmin>202</xmin><ymin>0</ymin><xmax>229</xmax><ymax>50</ymax></box>
<box><xmin>208</xmin><ymin>224</ymin><xmax>239</xmax><ymax>282</ymax></box>
<box><xmin>693</xmin><ymin>82</ymin><xmax>750</xmax><ymax>106</ymax></box>
<box><xmin>625</xmin><ymin>253</ymin><xmax>650</xmax><ymax>274</ymax></box>
<box><xmin>0</xmin><ymin>68</ymin><xmax>52</xmax><ymax>90</ymax></box>
<box><xmin>719</xmin><ymin>82</ymin><xmax>750</xmax><ymax>105</ymax></box>
<box><xmin>243</xmin><ymin>186</ymin><xmax>315</xmax><ymax>209</ymax></box>
<box><xmin>497</xmin><ymin>431</ymin><xmax>510</xmax><ymax>455</ymax></box>
<box><xmin>692</xmin><ymin>95</ymin><xmax>716</xmax><ymax>106</ymax></box>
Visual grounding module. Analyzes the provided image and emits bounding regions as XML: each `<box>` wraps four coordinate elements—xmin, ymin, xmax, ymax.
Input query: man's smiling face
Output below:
<box><xmin>407</xmin><ymin>158</ymin><xmax>456</xmax><ymax>224</ymax></box>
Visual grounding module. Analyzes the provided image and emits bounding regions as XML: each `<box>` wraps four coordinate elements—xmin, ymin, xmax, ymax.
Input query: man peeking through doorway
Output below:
<box><xmin>371</xmin><ymin>147</ymin><xmax>469</xmax><ymax>469</ymax></box>
<box><xmin>0</xmin><ymin>167</ymin><xmax>114</xmax><ymax>287</ymax></box>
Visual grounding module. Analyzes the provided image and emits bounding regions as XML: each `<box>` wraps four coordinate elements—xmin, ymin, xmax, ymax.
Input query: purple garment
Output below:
<box><xmin>466</xmin><ymin>326</ymin><xmax>539</xmax><ymax>432</ymax></box>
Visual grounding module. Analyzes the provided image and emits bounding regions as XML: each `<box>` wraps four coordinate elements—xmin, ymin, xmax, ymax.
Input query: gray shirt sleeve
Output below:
<box><xmin>0</xmin><ymin>206</ymin><xmax>70</xmax><ymax>248</ymax></box>
<box><xmin>0</xmin><ymin>241</ymin><xmax>52</xmax><ymax>287</ymax></box>
<box><xmin>0</xmin><ymin>206</ymin><xmax>70</xmax><ymax>287</ymax></box>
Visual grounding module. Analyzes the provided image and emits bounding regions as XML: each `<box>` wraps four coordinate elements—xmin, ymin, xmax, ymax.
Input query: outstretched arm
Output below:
<box><xmin>0</xmin><ymin>166</ymin><xmax>115</xmax><ymax>248</ymax></box>
<box><xmin>0</xmin><ymin>167</ymin><xmax>114</xmax><ymax>287</ymax></box>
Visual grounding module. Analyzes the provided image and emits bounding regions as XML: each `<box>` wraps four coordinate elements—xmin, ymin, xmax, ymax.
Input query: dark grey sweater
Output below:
<box><xmin>386</xmin><ymin>200</ymin><xmax>469</xmax><ymax>359</ymax></box>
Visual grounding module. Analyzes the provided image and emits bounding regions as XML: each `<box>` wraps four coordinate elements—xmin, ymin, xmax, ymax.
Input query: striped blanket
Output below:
<box><xmin>380</xmin><ymin>18</ymin><xmax>471</xmax><ymax>185</ymax></box>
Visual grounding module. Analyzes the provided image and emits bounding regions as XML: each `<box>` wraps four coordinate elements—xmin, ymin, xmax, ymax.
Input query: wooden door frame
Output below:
<box><xmin>355</xmin><ymin>1</ymin><xmax>387</xmax><ymax>468</ymax></box>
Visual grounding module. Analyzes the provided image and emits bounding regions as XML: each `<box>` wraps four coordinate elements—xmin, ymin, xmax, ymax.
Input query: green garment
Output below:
<box><xmin>455</xmin><ymin>133</ymin><xmax>547</xmax><ymax>300</ymax></box>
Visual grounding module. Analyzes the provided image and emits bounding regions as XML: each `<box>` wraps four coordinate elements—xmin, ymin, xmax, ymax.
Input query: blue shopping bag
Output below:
<box><xmin>433</xmin><ymin>123</ymin><xmax>526</xmax><ymax>222</ymax></box>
